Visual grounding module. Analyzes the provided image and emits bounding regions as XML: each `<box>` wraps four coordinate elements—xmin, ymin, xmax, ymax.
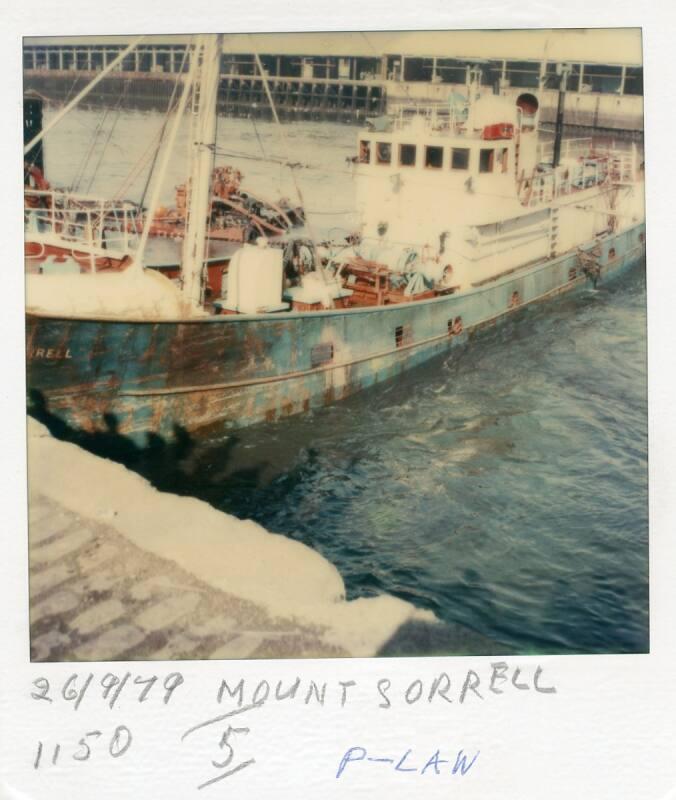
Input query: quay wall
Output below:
<box><xmin>23</xmin><ymin>70</ymin><xmax>643</xmax><ymax>132</ymax></box>
<box><xmin>27</xmin><ymin>419</ymin><xmax>446</xmax><ymax>660</ymax></box>
<box><xmin>23</xmin><ymin>70</ymin><xmax>386</xmax><ymax>124</ymax></box>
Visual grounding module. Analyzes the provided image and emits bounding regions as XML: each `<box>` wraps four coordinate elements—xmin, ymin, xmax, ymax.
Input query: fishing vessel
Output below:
<box><xmin>25</xmin><ymin>40</ymin><xmax>645</xmax><ymax>444</ymax></box>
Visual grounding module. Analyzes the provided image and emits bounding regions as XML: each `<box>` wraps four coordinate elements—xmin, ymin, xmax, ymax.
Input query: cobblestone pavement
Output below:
<box><xmin>29</xmin><ymin>491</ymin><xmax>347</xmax><ymax>662</ymax></box>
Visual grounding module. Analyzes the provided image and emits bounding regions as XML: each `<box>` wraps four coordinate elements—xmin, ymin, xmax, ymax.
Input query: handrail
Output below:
<box><xmin>25</xmin><ymin>188</ymin><xmax>141</xmax><ymax>268</ymax></box>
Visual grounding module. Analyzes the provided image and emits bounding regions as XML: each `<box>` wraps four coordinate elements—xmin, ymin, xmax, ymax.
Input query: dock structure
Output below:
<box><xmin>23</xmin><ymin>30</ymin><xmax>643</xmax><ymax>129</ymax></box>
<box><xmin>27</xmin><ymin>420</ymin><xmax>509</xmax><ymax>661</ymax></box>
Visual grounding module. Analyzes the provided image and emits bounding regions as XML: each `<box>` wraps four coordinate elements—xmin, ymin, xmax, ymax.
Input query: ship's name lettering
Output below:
<box><xmin>27</xmin><ymin>347</ymin><xmax>72</xmax><ymax>360</ymax></box>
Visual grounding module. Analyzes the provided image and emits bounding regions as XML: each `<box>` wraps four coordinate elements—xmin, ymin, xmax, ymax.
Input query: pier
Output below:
<box><xmin>28</xmin><ymin>420</ymin><xmax>507</xmax><ymax>661</ymax></box>
<box><xmin>23</xmin><ymin>31</ymin><xmax>644</xmax><ymax>131</ymax></box>
<box><xmin>29</xmin><ymin>491</ymin><xmax>345</xmax><ymax>661</ymax></box>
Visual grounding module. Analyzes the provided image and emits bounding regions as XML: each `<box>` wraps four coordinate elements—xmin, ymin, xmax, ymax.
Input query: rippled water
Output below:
<box><xmin>39</xmin><ymin>107</ymin><xmax>649</xmax><ymax>655</ymax></box>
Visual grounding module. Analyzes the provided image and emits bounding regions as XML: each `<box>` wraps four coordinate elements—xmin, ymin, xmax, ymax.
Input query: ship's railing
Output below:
<box><xmin>25</xmin><ymin>189</ymin><xmax>141</xmax><ymax>265</ymax></box>
<box><xmin>536</xmin><ymin>139</ymin><xmax>641</xmax><ymax>181</ymax></box>
<box><xmin>522</xmin><ymin>159</ymin><xmax>609</xmax><ymax>207</ymax></box>
<box><xmin>536</xmin><ymin>137</ymin><xmax>594</xmax><ymax>163</ymax></box>
<box><xmin>384</xmin><ymin>105</ymin><xmax>468</xmax><ymax>137</ymax></box>
<box><xmin>523</xmin><ymin>141</ymin><xmax>641</xmax><ymax>206</ymax></box>
<box><xmin>603</xmin><ymin>148</ymin><xmax>641</xmax><ymax>183</ymax></box>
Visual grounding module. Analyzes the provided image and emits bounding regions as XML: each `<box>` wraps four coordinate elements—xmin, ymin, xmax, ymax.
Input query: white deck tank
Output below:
<box><xmin>225</xmin><ymin>238</ymin><xmax>285</xmax><ymax>313</ymax></box>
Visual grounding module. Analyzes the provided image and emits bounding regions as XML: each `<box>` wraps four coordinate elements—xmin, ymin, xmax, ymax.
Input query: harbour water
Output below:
<box><xmin>36</xmin><ymin>107</ymin><xmax>649</xmax><ymax>656</ymax></box>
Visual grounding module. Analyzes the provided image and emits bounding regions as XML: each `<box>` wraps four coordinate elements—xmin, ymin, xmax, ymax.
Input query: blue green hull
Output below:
<box><xmin>26</xmin><ymin>223</ymin><xmax>645</xmax><ymax>444</ymax></box>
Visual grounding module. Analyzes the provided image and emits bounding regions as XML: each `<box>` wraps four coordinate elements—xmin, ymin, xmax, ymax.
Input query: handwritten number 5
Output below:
<box><xmin>212</xmin><ymin>726</ymin><xmax>250</xmax><ymax>770</ymax></box>
<box><xmin>73</xmin><ymin>731</ymin><xmax>102</xmax><ymax>761</ymax></box>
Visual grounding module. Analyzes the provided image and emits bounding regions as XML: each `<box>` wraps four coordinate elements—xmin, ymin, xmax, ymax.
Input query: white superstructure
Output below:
<box><xmin>349</xmin><ymin>84</ymin><xmax>644</xmax><ymax>293</ymax></box>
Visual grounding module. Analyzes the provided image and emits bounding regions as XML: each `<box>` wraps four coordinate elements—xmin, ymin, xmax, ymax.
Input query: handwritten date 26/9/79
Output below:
<box><xmin>30</xmin><ymin>671</ymin><xmax>257</xmax><ymax>790</ymax></box>
<box><xmin>31</xmin><ymin>671</ymin><xmax>185</xmax><ymax>710</ymax></box>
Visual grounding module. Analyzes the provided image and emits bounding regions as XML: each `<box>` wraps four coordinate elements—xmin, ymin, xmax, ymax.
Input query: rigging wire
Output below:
<box><xmin>73</xmin><ymin>105</ymin><xmax>125</xmax><ymax>193</ymax></box>
<box><xmin>110</xmin><ymin>49</ymin><xmax>189</xmax><ymax>205</ymax></box>
<box><xmin>249</xmin><ymin>113</ymin><xmax>268</xmax><ymax>162</ymax></box>
<box><xmin>84</xmin><ymin>80</ymin><xmax>131</xmax><ymax>195</ymax></box>
<box><xmin>73</xmin><ymin>109</ymin><xmax>109</xmax><ymax>192</ymax></box>
<box><xmin>112</xmin><ymin>124</ymin><xmax>168</xmax><ymax>202</ymax></box>
<box><xmin>138</xmin><ymin>46</ymin><xmax>191</xmax><ymax>210</ymax></box>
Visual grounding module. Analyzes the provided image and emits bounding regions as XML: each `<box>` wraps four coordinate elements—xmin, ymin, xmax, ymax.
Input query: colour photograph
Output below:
<box><xmin>24</xmin><ymin>29</ymin><xmax>647</xmax><ymax>662</ymax></box>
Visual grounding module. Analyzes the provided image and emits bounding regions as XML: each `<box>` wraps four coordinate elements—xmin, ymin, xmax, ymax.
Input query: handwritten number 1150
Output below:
<box><xmin>34</xmin><ymin>726</ymin><xmax>132</xmax><ymax>769</ymax></box>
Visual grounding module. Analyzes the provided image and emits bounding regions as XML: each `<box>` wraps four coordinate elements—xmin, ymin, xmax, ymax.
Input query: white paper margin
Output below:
<box><xmin>1</xmin><ymin>3</ymin><xmax>675</xmax><ymax>799</ymax></box>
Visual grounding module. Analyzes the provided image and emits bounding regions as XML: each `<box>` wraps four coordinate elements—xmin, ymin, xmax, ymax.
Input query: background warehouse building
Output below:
<box><xmin>23</xmin><ymin>30</ymin><xmax>643</xmax><ymax>131</ymax></box>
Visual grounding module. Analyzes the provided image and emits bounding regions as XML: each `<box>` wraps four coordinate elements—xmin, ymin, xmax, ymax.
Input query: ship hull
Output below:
<box><xmin>26</xmin><ymin>223</ymin><xmax>645</xmax><ymax>444</ymax></box>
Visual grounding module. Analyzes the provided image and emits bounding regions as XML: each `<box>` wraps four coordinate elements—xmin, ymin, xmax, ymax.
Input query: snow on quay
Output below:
<box><xmin>27</xmin><ymin>419</ymin><xmax>436</xmax><ymax>659</ymax></box>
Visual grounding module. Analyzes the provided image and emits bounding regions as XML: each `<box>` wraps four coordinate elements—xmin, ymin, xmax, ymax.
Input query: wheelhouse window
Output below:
<box><xmin>376</xmin><ymin>142</ymin><xmax>392</xmax><ymax>165</ymax></box>
<box><xmin>479</xmin><ymin>148</ymin><xmax>495</xmax><ymax>173</ymax></box>
<box><xmin>399</xmin><ymin>144</ymin><xmax>416</xmax><ymax>167</ymax></box>
<box><xmin>425</xmin><ymin>146</ymin><xmax>444</xmax><ymax>169</ymax></box>
<box><xmin>451</xmin><ymin>147</ymin><xmax>470</xmax><ymax>170</ymax></box>
<box><xmin>359</xmin><ymin>140</ymin><xmax>371</xmax><ymax>164</ymax></box>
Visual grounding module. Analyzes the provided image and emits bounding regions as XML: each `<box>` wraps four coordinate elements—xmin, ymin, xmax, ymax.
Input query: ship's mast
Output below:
<box><xmin>181</xmin><ymin>34</ymin><xmax>223</xmax><ymax>311</ymax></box>
<box><xmin>465</xmin><ymin>64</ymin><xmax>482</xmax><ymax>131</ymax></box>
<box><xmin>552</xmin><ymin>63</ymin><xmax>571</xmax><ymax>169</ymax></box>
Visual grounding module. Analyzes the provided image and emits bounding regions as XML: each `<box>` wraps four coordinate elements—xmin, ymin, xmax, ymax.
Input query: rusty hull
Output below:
<box><xmin>26</xmin><ymin>224</ymin><xmax>645</xmax><ymax>444</ymax></box>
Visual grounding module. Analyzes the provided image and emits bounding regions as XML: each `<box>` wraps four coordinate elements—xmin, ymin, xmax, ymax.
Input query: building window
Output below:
<box><xmin>376</xmin><ymin>142</ymin><xmax>391</xmax><ymax>165</ymax></box>
<box><xmin>479</xmin><ymin>149</ymin><xmax>495</xmax><ymax>173</ymax></box>
<box><xmin>499</xmin><ymin>147</ymin><xmax>509</xmax><ymax>173</ymax></box>
<box><xmin>583</xmin><ymin>63</ymin><xmax>623</xmax><ymax>94</ymax></box>
<box><xmin>402</xmin><ymin>57</ymin><xmax>434</xmax><ymax>82</ymax></box>
<box><xmin>544</xmin><ymin>62</ymin><xmax>581</xmax><ymax>93</ymax></box>
<box><xmin>399</xmin><ymin>144</ymin><xmax>416</xmax><ymax>167</ymax></box>
<box><xmin>505</xmin><ymin>60</ymin><xmax>541</xmax><ymax>89</ymax></box>
<box><xmin>395</xmin><ymin>324</ymin><xmax>413</xmax><ymax>347</ymax></box>
<box><xmin>311</xmin><ymin>343</ymin><xmax>334</xmax><ymax>367</ymax></box>
<box><xmin>624</xmin><ymin>67</ymin><xmax>643</xmax><ymax>96</ymax></box>
<box><xmin>451</xmin><ymin>148</ymin><xmax>470</xmax><ymax>170</ymax></box>
<box><xmin>359</xmin><ymin>140</ymin><xmax>371</xmax><ymax>164</ymax></box>
<box><xmin>425</xmin><ymin>146</ymin><xmax>444</xmax><ymax>169</ymax></box>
